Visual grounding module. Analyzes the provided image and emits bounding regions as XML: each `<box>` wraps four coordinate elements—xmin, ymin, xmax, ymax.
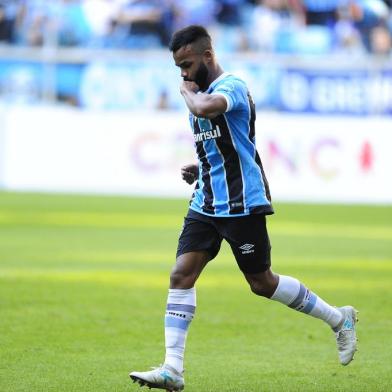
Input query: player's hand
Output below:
<box><xmin>181</xmin><ymin>163</ymin><xmax>199</xmax><ymax>184</ymax></box>
<box><xmin>180</xmin><ymin>80</ymin><xmax>199</xmax><ymax>94</ymax></box>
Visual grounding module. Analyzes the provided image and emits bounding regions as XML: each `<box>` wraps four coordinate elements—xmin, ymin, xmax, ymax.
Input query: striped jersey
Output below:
<box><xmin>188</xmin><ymin>72</ymin><xmax>273</xmax><ymax>217</ymax></box>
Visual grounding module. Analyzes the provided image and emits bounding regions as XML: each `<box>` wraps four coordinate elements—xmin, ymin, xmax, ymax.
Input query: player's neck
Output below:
<box><xmin>207</xmin><ymin>64</ymin><xmax>224</xmax><ymax>88</ymax></box>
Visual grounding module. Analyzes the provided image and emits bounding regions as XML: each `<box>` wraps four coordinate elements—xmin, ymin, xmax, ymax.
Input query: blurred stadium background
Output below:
<box><xmin>0</xmin><ymin>0</ymin><xmax>391</xmax><ymax>201</ymax></box>
<box><xmin>0</xmin><ymin>1</ymin><xmax>392</xmax><ymax>391</ymax></box>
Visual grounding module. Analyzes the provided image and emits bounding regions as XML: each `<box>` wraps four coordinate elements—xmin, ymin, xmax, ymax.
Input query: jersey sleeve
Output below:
<box><xmin>211</xmin><ymin>78</ymin><xmax>247</xmax><ymax>112</ymax></box>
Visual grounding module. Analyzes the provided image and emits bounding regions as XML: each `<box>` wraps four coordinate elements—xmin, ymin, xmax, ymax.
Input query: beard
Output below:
<box><xmin>194</xmin><ymin>62</ymin><xmax>209</xmax><ymax>91</ymax></box>
<box><xmin>184</xmin><ymin>62</ymin><xmax>209</xmax><ymax>91</ymax></box>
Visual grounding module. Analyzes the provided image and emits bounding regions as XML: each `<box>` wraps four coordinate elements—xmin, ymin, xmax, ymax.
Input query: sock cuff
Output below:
<box><xmin>271</xmin><ymin>275</ymin><xmax>301</xmax><ymax>305</ymax></box>
<box><xmin>168</xmin><ymin>287</ymin><xmax>196</xmax><ymax>306</ymax></box>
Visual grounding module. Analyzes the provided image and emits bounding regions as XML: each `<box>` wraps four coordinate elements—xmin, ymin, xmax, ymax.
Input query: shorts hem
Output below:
<box><xmin>238</xmin><ymin>262</ymin><xmax>271</xmax><ymax>274</ymax></box>
<box><xmin>176</xmin><ymin>246</ymin><xmax>219</xmax><ymax>261</ymax></box>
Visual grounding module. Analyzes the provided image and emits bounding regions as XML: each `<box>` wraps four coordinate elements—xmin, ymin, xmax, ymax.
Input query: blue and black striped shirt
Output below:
<box><xmin>189</xmin><ymin>72</ymin><xmax>273</xmax><ymax>217</ymax></box>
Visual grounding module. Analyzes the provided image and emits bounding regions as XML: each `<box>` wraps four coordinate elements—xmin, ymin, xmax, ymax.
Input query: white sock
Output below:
<box><xmin>270</xmin><ymin>275</ymin><xmax>342</xmax><ymax>328</ymax></box>
<box><xmin>164</xmin><ymin>288</ymin><xmax>196</xmax><ymax>373</ymax></box>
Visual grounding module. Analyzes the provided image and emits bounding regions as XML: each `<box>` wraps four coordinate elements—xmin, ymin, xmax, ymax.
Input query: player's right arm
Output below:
<box><xmin>180</xmin><ymin>81</ymin><xmax>227</xmax><ymax>119</ymax></box>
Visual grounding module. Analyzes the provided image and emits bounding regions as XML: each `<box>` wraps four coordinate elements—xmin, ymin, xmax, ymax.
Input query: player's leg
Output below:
<box><xmin>170</xmin><ymin>250</ymin><xmax>210</xmax><ymax>289</ymax></box>
<box><xmin>244</xmin><ymin>269</ymin><xmax>343</xmax><ymax>328</ymax></box>
<box><xmin>244</xmin><ymin>269</ymin><xmax>358</xmax><ymax>365</ymax></box>
<box><xmin>223</xmin><ymin>214</ymin><xmax>358</xmax><ymax>365</ymax></box>
<box><xmin>130</xmin><ymin>212</ymin><xmax>222</xmax><ymax>390</ymax></box>
<box><xmin>164</xmin><ymin>250</ymin><xmax>211</xmax><ymax>374</ymax></box>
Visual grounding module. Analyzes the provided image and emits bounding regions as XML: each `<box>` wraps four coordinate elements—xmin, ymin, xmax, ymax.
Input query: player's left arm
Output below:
<box><xmin>180</xmin><ymin>81</ymin><xmax>227</xmax><ymax>119</ymax></box>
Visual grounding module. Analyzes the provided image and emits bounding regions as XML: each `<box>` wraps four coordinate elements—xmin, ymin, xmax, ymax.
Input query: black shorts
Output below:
<box><xmin>176</xmin><ymin>209</ymin><xmax>271</xmax><ymax>274</ymax></box>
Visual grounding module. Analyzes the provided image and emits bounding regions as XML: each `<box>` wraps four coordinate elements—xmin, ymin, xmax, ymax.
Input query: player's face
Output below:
<box><xmin>173</xmin><ymin>44</ymin><xmax>210</xmax><ymax>91</ymax></box>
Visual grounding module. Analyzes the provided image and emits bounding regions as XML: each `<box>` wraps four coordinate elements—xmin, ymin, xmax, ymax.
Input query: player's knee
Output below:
<box><xmin>169</xmin><ymin>268</ymin><xmax>186</xmax><ymax>287</ymax></box>
<box><xmin>248</xmin><ymin>275</ymin><xmax>278</xmax><ymax>297</ymax></box>
<box><xmin>245</xmin><ymin>269</ymin><xmax>278</xmax><ymax>297</ymax></box>
<box><xmin>249</xmin><ymin>282</ymin><xmax>271</xmax><ymax>297</ymax></box>
<box><xmin>170</xmin><ymin>266</ymin><xmax>195</xmax><ymax>289</ymax></box>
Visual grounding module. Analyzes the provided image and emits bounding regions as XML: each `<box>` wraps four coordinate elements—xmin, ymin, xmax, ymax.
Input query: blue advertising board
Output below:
<box><xmin>278</xmin><ymin>68</ymin><xmax>392</xmax><ymax>115</ymax></box>
<box><xmin>0</xmin><ymin>57</ymin><xmax>391</xmax><ymax>115</ymax></box>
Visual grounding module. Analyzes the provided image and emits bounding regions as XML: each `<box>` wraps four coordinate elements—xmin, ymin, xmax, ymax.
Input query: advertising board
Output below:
<box><xmin>2</xmin><ymin>107</ymin><xmax>391</xmax><ymax>203</ymax></box>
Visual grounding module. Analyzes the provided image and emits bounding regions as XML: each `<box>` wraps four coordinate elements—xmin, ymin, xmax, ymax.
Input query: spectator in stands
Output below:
<box><xmin>0</xmin><ymin>0</ymin><xmax>390</xmax><ymax>56</ymax></box>
<box><xmin>303</xmin><ymin>0</ymin><xmax>340</xmax><ymax>27</ymax></box>
<box><xmin>215</xmin><ymin>0</ymin><xmax>244</xmax><ymax>25</ymax></box>
<box><xmin>213</xmin><ymin>0</ymin><xmax>251</xmax><ymax>51</ymax></box>
<box><xmin>81</xmin><ymin>0</ymin><xmax>123</xmax><ymax>47</ymax></box>
<box><xmin>115</xmin><ymin>0</ymin><xmax>174</xmax><ymax>48</ymax></box>
<box><xmin>0</xmin><ymin>7</ymin><xmax>12</xmax><ymax>43</ymax></box>
<box><xmin>0</xmin><ymin>1</ymin><xmax>21</xmax><ymax>43</ymax></box>
<box><xmin>170</xmin><ymin>0</ymin><xmax>216</xmax><ymax>31</ymax></box>
<box><xmin>249</xmin><ymin>0</ymin><xmax>303</xmax><ymax>52</ymax></box>
<box><xmin>333</xmin><ymin>2</ymin><xmax>365</xmax><ymax>54</ymax></box>
<box><xmin>57</xmin><ymin>0</ymin><xmax>91</xmax><ymax>47</ymax></box>
<box><xmin>347</xmin><ymin>0</ymin><xmax>390</xmax><ymax>51</ymax></box>
<box><xmin>369</xmin><ymin>23</ymin><xmax>392</xmax><ymax>54</ymax></box>
<box><xmin>14</xmin><ymin>0</ymin><xmax>67</xmax><ymax>46</ymax></box>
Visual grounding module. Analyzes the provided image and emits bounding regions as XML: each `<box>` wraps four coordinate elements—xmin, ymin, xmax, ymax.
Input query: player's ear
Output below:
<box><xmin>203</xmin><ymin>49</ymin><xmax>213</xmax><ymax>63</ymax></box>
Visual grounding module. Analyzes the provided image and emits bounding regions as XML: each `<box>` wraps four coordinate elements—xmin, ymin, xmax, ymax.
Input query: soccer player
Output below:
<box><xmin>130</xmin><ymin>25</ymin><xmax>358</xmax><ymax>392</ymax></box>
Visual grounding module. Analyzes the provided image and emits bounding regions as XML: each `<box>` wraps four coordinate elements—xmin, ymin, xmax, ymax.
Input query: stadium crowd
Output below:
<box><xmin>0</xmin><ymin>0</ymin><xmax>391</xmax><ymax>55</ymax></box>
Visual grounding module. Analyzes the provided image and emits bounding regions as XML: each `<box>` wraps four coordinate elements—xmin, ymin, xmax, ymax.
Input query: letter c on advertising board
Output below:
<box><xmin>130</xmin><ymin>132</ymin><xmax>161</xmax><ymax>172</ymax></box>
<box><xmin>310</xmin><ymin>138</ymin><xmax>340</xmax><ymax>179</ymax></box>
<box><xmin>130</xmin><ymin>131</ymin><xmax>194</xmax><ymax>173</ymax></box>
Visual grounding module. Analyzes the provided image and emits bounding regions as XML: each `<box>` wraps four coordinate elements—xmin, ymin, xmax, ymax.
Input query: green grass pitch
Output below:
<box><xmin>0</xmin><ymin>191</ymin><xmax>391</xmax><ymax>391</ymax></box>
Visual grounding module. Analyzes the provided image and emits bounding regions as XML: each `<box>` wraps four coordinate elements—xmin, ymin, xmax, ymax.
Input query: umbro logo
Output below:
<box><xmin>239</xmin><ymin>243</ymin><xmax>255</xmax><ymax>254</ymax></box>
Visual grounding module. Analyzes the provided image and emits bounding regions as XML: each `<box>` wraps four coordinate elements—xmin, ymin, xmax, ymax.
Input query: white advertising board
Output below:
<box><xmin>1</xmin><ymin>106</ymin><xmax>391</xmax><ymax>204</ymax></box>
<box><xmin>260</xmin><ymin>115</ymin><xmax>391</xmax><ymax>203</ymax></box>
<box><xmin>2</xmin><ymin>107</ymin><xmax>195</xmax><ymax>197</ymax></box>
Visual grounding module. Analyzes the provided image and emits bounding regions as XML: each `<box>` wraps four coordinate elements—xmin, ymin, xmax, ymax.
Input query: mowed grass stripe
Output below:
<box><xmin>0</xmin><ymin>211</ymin><xmax>182</xmax><ymax>228</ymax></box>
<box><xmin>1</xmin><ymin>247</ymin><xmax>391</xmax><ymax>265</ymax></box>
<box><xmin>0</xmin><ymin>210</ymin><xmax>391</xmax><ymax>240</ymax></box>
<box><xmin>0</xmin><ymin>269</ymin><xmax>391</xmax><ymax>291</ymax></box>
